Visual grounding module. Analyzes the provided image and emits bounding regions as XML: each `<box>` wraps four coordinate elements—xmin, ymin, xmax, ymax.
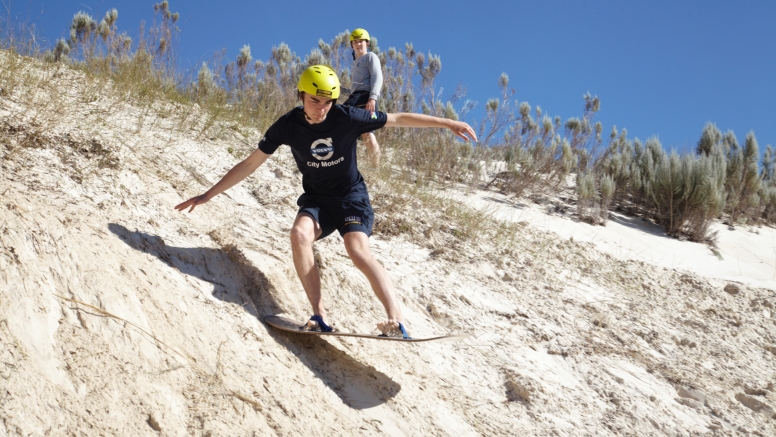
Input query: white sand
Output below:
<box><xmin>454</xmin><ymin>189</ymin><xmax>776</xmax><ymax>289</ymax></box>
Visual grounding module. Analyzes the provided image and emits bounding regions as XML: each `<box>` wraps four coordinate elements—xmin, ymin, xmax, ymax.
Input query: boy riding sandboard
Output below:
<box><xmin>175</xmin><ymin>65</ymin><xmax>477</xmax><ymax>338</ymax></box>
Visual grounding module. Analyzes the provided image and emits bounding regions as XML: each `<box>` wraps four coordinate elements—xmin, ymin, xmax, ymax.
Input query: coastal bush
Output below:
<box><xmin>576</xmin><ymin>172</ymin><xmax>598</xmax><ymax>224</ymax></box>
<box><xmin>594</xmin><ymin>119</ymin><xmax>776</xmax><ymax>240</ymax></box>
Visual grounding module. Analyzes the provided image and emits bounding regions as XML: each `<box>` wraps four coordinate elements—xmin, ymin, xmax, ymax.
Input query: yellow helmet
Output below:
<box><xmin>350</xmin><ymin>28</ymin><xmax>370</xmax><ymax>42</ymax></box>
<box><xmin>297</xmin><ymin>65</ymin><xmax>340</xmax><ymax>99</ymax></box>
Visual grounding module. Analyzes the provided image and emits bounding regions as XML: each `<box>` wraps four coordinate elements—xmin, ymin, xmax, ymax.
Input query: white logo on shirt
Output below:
<box><xmin>310</xmin><ymin>138</ymin><xmax>334</xmax><ymax>161</ymax></box>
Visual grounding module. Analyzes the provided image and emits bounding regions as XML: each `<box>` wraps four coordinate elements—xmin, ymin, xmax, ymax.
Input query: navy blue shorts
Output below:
<box><xmin>297</xmin><ymin>193</ymin><xmax>374</xmax><ymax>240</ymax></box>
<box><xmin>343</xmin><ymin>91</ymin><xmax>377</xmax><ymax>133</ymax></box>
<box><xmin>343</xmin><ymin>90</ymin><xmax>371</xmax><ymax>108</ymax></box>
<box><xmin>343</xmin><ymin>91</ymin><xmax>377</xmax><ymax>135</ymax></box>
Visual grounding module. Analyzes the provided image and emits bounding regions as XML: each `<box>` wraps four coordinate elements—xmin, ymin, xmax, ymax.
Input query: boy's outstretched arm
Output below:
<box><xmin>175</xmin><ymin>149</ymin><xmax>271</xmax><ymax>213</ymax></box>
<box><xmin>385</xmin><ymin>113</ymin><xmax>478</xmax><ymax>142</ymax></box>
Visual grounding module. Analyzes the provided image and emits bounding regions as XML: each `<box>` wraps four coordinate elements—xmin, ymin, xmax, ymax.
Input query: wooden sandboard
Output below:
<box><xmin>264</xmin><ymin>315</ymin><xmax>467</xmax><ymax>343</ymax></box>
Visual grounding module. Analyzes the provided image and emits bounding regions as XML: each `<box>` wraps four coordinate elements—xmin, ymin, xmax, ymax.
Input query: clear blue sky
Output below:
<box><xmin>6</xmin><ymin>0</ymin><xmax>776</xmax><ymax>154</ymax></box>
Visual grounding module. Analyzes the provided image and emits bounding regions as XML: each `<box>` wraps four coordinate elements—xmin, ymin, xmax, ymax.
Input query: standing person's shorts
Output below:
<box><xmin>343</xmin><ymin>90</ymin><xmax>377</xmax><ymax>135</ymax></box>
<box><xmin>297</xmin><ymin>193</ymin><xmax>375</xmax><ymax>240</ymax></box>
<box><xmin>342</xmin><ymin>90</ymin><xmax>371</xmax><ymax>108</ymax></box>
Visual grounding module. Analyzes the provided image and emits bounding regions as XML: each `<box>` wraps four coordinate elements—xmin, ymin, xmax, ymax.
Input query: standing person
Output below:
<box><xmin>175</xmin><ymin>65</ymin><xmax>476</xmax><ymax>338</ymax></box>
<box><xmin>343</xmin><ymin>28</ymin><xmax>382</xmax><ymax>165</ymax></box>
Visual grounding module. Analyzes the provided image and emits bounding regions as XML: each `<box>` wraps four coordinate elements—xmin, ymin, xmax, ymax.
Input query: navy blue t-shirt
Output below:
<box><xmin>258</xmin><ymin>105</ymin><xmax>387</xmax><ymax>197</ymax></box>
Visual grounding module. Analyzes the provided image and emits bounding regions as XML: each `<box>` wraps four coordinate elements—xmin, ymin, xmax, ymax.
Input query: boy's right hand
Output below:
<box><xmin>175</xmin><ymin>194</ymin><xmax>210</xmax><ymax>213</ymax></box>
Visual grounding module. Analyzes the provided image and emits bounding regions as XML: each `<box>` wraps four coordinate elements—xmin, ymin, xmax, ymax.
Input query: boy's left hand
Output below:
<box><xmin>450</xmin><ymin>121</ymin><xmax>478</xmax><ymax>142</ymax></box>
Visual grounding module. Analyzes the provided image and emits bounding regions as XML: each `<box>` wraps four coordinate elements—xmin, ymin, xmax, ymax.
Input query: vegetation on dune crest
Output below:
<box><xmin>1</xmin><ymin>1</ymin><xmax>774</xmax><ymax>246</ymax></box>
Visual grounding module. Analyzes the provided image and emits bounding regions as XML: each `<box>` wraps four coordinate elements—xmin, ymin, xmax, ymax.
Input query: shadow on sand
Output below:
<box><xmin>108</xmin><ymin>223</ymin><xmax>400</xmax><ymax>409</ymax></box>
<box><xmin>607</xmin><ymin>212</ymin><xmax>672</xmax><ymax>239</ymax></box>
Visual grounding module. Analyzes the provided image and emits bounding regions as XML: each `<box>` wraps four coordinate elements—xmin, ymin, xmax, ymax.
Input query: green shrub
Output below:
<box><xmin>648</xmin><ymin>148</ymin><xmax>725</xmax><ymax>240</ymax></box>
<box><xmin>576</xmin><ymin>172</ymin><xmax>598</xmax><ymax>224</ymax></box>
<box><xmin>761</xmin><ymin>185</ymin><xmax>776</xmax><ymax>223</ymax></box>
<box><xmin>599</xmin><ymin>174</ymin><xmax>615</xmax><ymax>224</ymax></box>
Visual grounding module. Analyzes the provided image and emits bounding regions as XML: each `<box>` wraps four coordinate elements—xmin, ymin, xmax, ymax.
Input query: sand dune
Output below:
<box><xmin>1</xmin><ymin>54</ymin><xmax>774</xmax><ymax>436</ymax></box>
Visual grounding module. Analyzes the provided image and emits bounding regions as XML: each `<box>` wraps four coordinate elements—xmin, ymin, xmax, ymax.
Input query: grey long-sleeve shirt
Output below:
<box><xmin>351</xmin><ymin>52</ymin><xmax>383</xmax><ymax>101</ymax></box>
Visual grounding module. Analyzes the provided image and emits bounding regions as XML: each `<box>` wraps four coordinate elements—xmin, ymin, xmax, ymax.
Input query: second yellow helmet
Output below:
<box><xmin>350</xmin><ymin>28</ymin><xmax>370</xmax><ymax>42</ymax></box>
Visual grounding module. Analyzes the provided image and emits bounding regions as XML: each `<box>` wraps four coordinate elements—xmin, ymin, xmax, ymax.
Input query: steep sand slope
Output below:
<box><xmin>1</xmin><ymin>54</ymin><xmax>774</xmax><ymax>436</ymax></box>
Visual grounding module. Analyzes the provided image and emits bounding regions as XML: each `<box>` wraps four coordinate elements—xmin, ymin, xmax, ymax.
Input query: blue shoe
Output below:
<box><xmin>305</xmin><ymin>315</ymin><xmax>333</xmax><ymax>332</ymax></box>
<box><xmin>379</xmin><ymin>322</ymin><xmax>412</xmax><ymax>340</ymax></box>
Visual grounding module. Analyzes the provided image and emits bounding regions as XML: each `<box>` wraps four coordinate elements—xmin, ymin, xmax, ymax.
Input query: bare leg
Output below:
<box><xmin>343</xmin><ymin>231</ymin><xmax>409</xmax><ymax>335</ymax></box>
<box><xmin>362</xmin><ymin>132</ymin><xmax>380</xmax><ymax>166</ymax></box>
<box><xmin>289</xmin><ymin>214</ymin><xmax>327</xmax><ymax>326</ymax></box>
